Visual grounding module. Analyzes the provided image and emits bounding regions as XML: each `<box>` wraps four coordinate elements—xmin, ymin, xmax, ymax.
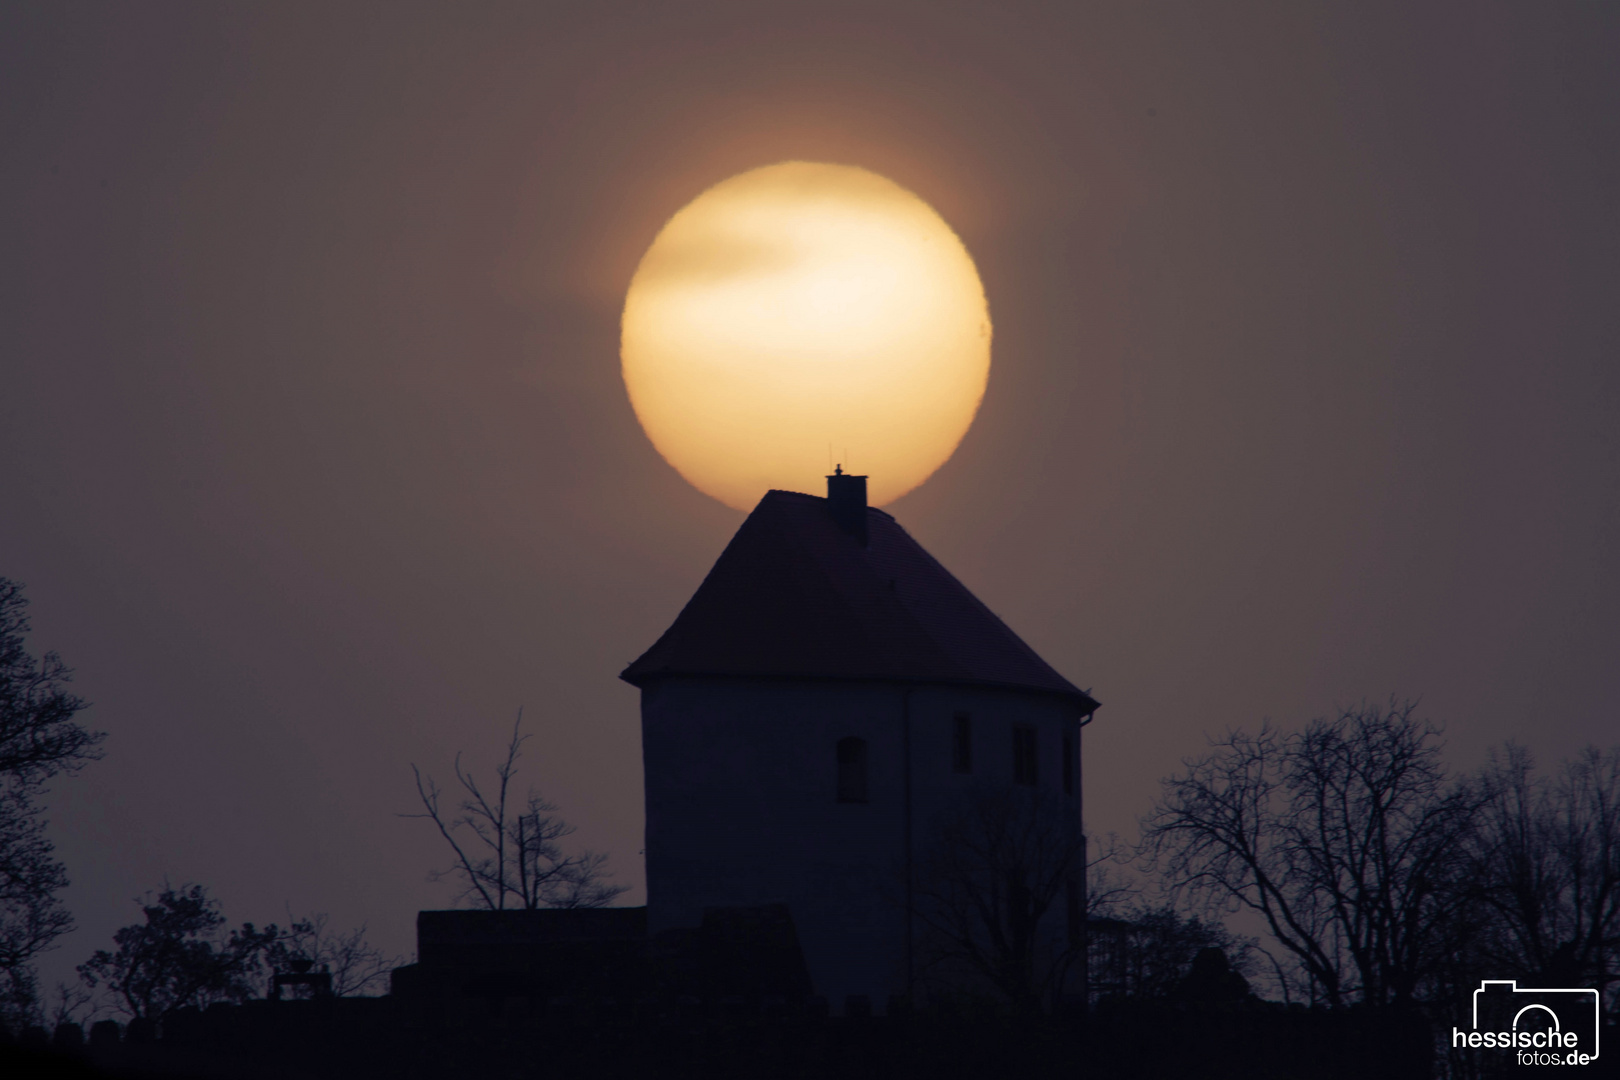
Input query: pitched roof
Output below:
<box><xmin>621</xmin><ymin>490</ymin><xmax>1098</xmax><ymax>708</ymax></box>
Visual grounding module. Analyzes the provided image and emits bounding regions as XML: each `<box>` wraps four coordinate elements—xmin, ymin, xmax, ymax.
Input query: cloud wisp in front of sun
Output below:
<box><xmin>621</xmin><ymin>161</ymin><xmax>991</xmax><ymax>510</ymax></box>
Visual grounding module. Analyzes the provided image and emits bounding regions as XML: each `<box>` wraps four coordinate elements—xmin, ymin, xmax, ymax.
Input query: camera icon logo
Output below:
<box><xmin>1456</xmin><ymin>980</ymin><xmax>1602</xmax><ymax>1065</ymax></box>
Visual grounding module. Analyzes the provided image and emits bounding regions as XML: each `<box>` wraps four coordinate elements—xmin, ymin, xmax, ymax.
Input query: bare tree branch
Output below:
<box><xmin>269</xmin><ymin>912</ymin><xmax>403</xmax><ymax>998</ymax></box>
<box><xmin>1141</xmin><ymin>700</ymin><xmax>1481</xmax><ymax>1007</ymax></box>
<box><xmin>403</xmin><ymin>710</ymin><xmax>628</xmax><ymax>911</ymax></box>
<box><xmin>910</xmin><ymin>783</ymin><xmax>1085</xmax><ymax>1014</ymax></box>
<box><xmin>1468</xmin><ymin>743</ymin><xmax>1620</xmax><ymax>997</ymax></box>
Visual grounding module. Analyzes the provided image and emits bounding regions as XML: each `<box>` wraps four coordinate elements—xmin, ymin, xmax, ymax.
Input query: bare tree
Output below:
<box><xmin>0</xmin><ymin>784</ymin><xmax>71</xmax><ymax>1026</ymax></box>
<box><xmin>267</xmin><ymin>912</ymin><xmax>404</xmax><ymax>997</ymax></box>
<box><xmin>0</xmin><ymin>578</ymin><xmax>103</xmax><ymax>1029</ymax></box>
<box><xmin>406</xmin><ymin>711</ymin><xmax>628</xmax><ymax>910</ymax></box>
<box><xmin>1085</xmin><ymin>836</ymin><xmax>1139</xmax><ymax>921</ymax></box>
<box><xmin>0</xmin><ymin>579</ymin><xmax>102</xmax><ymax>782</ymax></box>
<box><xmin>1468</xmin><ymin>744</ymin><xmax>1620</xmax><ymax>995</ymax></box>
<box><xmin>909</xmin><ymin>782</ymin><xmax>1088</xmax><ymax>1014</ymax></box>
<box><xmin>1141</xmin><ymin>699</ymin><xmax>1480</xmax><ymax>1007</ymax></box>
<box><xmin>45</xmin><ymin>979</ymin><xmax>94</xmax><ymax>1029</ymax></box>
<box><xmin>1086</xmin><ymin>904</ymin><xmax>1256</xmax><ymax>1004</ymax></box>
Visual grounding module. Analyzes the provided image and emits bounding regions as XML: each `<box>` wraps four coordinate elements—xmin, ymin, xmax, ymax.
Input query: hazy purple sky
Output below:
<box><xmin>3</xmin><ymin>2</ymin><xmax>1616</xmax><ymax>985</ymax></box>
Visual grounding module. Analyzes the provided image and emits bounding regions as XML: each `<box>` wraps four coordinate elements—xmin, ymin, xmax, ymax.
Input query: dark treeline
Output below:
<box><xmin>1127</xmin><ymin>700</ymin><xmax>1619</xmax><ymax>1077</ymax></box>
<box><xmin>0</xmin><ymin>578</ymin><xmax>102</xmax><ymax>1029</ymax></box>
<box><xmin>1</xmin><ymin>574</ymin><xmax>1615</xmax><ymax>1078</ymax></box>
<box><xmin>1141</xmin><ymin>701</ymin><xmax>1620</xmax><ymax>1013</ymax></box>
<box><xmin>0</xmin><ymin>579</ymin><xmax>409</xmax><ymax>1043</ymax></box>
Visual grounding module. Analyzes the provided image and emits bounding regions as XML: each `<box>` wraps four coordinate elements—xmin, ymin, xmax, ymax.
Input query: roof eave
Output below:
<box><xmin>619</xmin><ymin>667</ymin><xmax>1099</xmax><ymax>712</ymax></box>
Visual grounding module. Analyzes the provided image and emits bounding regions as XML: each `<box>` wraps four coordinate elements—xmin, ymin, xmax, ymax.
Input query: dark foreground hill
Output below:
<box><xmin>2</xmin><ymin>999</ymin><xmax>1438</xmax><ymax>1080</ymax></box>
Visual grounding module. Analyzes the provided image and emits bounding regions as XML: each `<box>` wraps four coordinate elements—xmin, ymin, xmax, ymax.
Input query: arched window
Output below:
<box><xmin>836</xmin><ymin>737</ymin><xmax>868</xmax><ymax>803</ymax></box>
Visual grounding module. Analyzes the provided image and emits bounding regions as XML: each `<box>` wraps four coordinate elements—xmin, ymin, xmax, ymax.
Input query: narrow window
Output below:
<box><xmin>952</xmin><ymin>713</ymin><xmax>972</xmax><ymax>774</ymax></box>
<box><xmin>1066</xmin><ymin>878</ymin><xmax>1081</xmax><ymax>946</ymax></box>
<box><xmin>1013</xmin><ymin>725</ymin><xmax>1037</xmax><ymax>786</ymax></box>
<box><xmin>836</xmin><ymin>737</ymin><xmax>868</xmax><ymax>803</ymax></box>
<box><xmin>1063</xmin><ymin>734</ymin><xmax>1074</xmax><ymax>796</ymax></box>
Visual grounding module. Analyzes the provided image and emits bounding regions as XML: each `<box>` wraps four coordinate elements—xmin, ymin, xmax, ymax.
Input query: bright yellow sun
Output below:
<box><xmin>621</xmin><ymin>161</ymin><xmax>991</xmax><ymax>510</ymax></box>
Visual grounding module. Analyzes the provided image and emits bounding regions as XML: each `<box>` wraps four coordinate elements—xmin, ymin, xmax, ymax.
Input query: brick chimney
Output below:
<box><xmin>826</xmin><ymin>465</ymin><xmax>868</xmax><ymax>546</ymax></box>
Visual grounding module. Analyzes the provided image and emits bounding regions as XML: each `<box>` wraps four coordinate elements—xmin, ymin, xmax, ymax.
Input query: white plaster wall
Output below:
<box><xmin>640</xmin><ymin>678</ymin><xmax>1086</xmax><ymax>1012</ymax></box>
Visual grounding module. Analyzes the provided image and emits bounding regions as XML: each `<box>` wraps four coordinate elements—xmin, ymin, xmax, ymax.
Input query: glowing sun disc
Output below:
<box><xmin>621</xmin><ymin>161</ymin><xmax>991</xmax><ymax>510</ymax></box>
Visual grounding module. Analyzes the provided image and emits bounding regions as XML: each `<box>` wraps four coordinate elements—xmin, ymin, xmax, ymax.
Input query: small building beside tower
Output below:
<box><xmin>622</xmin><ymin>470</ymin><xmax>1098</xmax><ymax>1014</ymax></box>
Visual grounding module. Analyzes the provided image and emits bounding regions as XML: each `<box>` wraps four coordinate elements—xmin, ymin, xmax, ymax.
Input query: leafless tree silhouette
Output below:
<box><xmin>1086</xmin><ymin>904</ymin><xmax>1257</xmax><ymax>1004</ymax></box>
<box><xmin>267</xmin><ymin>912</ymin><xmax>404</xmax><ymax>997</ymax></box>
<box><xmin>407</xmin><ymin>711</ymin><xmax>628</xmax><ymax>910</ymax></box>
<box><xmin>1468</xmin><ymin>743</ymin><xmax>1620</xmax><ymax>995</ymax></box>
<box><xmin>1142</xmin><ymin>699</ymin><xmax>1482</xmax><ymax>1007</ymax></box>
<box><xmin>0</xmin><ymin>577</ymin><xmax>103</xmax><ymax>1028</ymax></box>
<box><xmin>909</xmin><ymin>782</ymin><xmax>1091</xmax><ymax>1014</ymax></box>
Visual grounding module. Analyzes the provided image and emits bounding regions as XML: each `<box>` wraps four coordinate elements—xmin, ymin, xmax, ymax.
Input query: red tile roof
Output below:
<box><xmin>621</xmin><ymin>490</ymin><xmax>1098</xmax><ymax>708</ymax></box>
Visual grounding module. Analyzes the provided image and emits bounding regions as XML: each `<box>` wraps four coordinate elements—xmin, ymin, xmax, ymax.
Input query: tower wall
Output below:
<box><xmin>640</xmin><ymin>676</ymin><xmax>1085</xmax><ymax>1012</ymax></box>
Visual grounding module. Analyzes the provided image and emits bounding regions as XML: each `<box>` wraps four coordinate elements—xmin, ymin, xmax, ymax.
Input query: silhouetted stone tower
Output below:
<box><xmin>622</xmin><ymin>472</ymin><xmax>1098</xmax><ymax>1014</ymax></box>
